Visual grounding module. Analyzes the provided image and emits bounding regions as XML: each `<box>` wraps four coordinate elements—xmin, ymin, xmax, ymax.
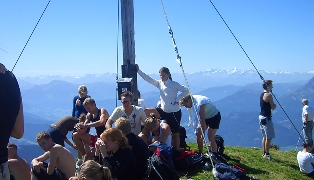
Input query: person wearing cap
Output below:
<box><xmin>302</xmin><ymin>99</ymin><xmax>314</xmax><ymax>144</ymax></box>
<box><xmin>0</xmin><ymin>63</ymin><xmax>24</xmax><ymax>179</ymax></box>
<box><xmin>139</xmin><ymin>113</ymin><xmax>172</xmax><ymax>152</ymax></box>
<box><xmin>7</xmin><ymin>142</ymin><xmax>30</xmax><ymax>180</ymax></box>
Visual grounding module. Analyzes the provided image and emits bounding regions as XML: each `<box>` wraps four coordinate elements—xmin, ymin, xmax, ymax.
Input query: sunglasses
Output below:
<box><xmin>121</xmin><ymin>100</ymin><xmax>131</xmax><ymax>104</ymax></box>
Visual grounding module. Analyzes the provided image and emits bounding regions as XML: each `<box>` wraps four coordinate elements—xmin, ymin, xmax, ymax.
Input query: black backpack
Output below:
<box><xmin>214</xmin><ymin>135</ymin><xmax>225</xmax><ymax>156</ymax></box>
<box><xmin>173</xmin><ymin>150</ymin><xmax>205</xmax><ymax>172</ymax></box>
<box><xmin>145</xmin><ymin>154</ymin><xmax>180</xmax><ymax>180</ymax></box>
<box><xmin>179</xmin><ymin>126</ymin><xmax>187</xmax><ymax>149</ymax></box>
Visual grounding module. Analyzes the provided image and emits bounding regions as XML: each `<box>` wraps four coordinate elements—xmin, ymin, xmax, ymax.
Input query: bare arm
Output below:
<box><xmin>86</xmin><ymin>108</ymin><xmax>109</xmax><ymax>128</ymax></box>
<box><xmin>11</xmin><ymin>101</ymin><xmax>24</xmax><ymax>139</ymax></box>
<box><xmin>64</xmin><ymin>138</ymin><xmax>77</xmax><ymax>149</ymax></box>
<box><xmin>264</xmin><ymin>93</ymin><xmax>276</xmax><ymax>110</ymax></box>
<box><xmin>105</xmin><ymin>119</ymin><xmax>114</xmax><ymax>129</ymax></box>
<box><xmin>199</xmin><ymin>104</ymin><xmax>207</xmax><ymax>131</ymax></box>
<box><xmin>47</xmin><ymin>148</ymin><xmax>57</xmax><ymax>175</ymax></box>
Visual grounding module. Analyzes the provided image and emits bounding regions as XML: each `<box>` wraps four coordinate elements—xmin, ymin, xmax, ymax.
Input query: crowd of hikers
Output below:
<box><xmin>2</xmin><ymin>62</ymin><xmax>314</xmax><ymax>180</ymax></box>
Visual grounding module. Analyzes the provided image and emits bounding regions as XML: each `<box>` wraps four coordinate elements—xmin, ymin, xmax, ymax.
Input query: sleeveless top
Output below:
<box><xmin>90</xmin><ymin>109</ymin><xmax>106</xmax><ymax>137</ymax></box>
<box><xmin>150</xmin><ymin>120</ymin><xmax>172</xmax><ymax>147</ymax></box>
<box><xmin>260</xmin><ymin>92</ymin><xmax>271</xmax><ymax>117</ymax></box>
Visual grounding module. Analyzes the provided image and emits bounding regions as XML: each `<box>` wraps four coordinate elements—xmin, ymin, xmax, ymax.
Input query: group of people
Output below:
<box><xmin>1</xmin><ymin>63</ymin><xmax>223</xmax><ymax>180</ymax></box>
<box><xmin>259</xmin><ymin>80</ymin><xmax>314</xmax><ymax>178</ymax></box>
<box><xmin>5</xmin><ymin>61</ymin><xmax>314</xmax><ymax>179</ymax></box>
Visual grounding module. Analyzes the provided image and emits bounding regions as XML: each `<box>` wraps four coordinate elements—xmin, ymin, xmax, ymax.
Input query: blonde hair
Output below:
<box><xmin>78</xmin><ymin>160</ymin><xmax>112</xmax><ymax>180</ymax></box>
<box><xmin>115</xmin><ymin>117</ymin><xmax>131</xmax><ymax>135</ymax></box>
<box><xmin>83</xmin><ymin>97</ymin><xmax>96</xmax><ymax>106</ymax></box>
<box><xmin>144</xmin><ymin>113</ymin><xmax>158</xmax><ymax>131</ymax></box>
<box><xmin>101</xmin><ymin>128</ymin><xmax>131</xmax><ymax>149</ymax></box>
<box><xmin>78</xmin><ymin>85</ymin><xmax>88</xmax><ymax>94</ymax></box>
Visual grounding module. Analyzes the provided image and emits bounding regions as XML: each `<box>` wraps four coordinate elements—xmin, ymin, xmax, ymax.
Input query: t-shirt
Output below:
<box><xmin>297</xmin><ymin>151</ymin><xmax>314</xmax><ymax>174</ymax></box>
<box><xmin>50</xmin><ymin>116</ymin><xmax>79</xmax><ymax>137</ymax></box>
<box><xmin>0</xmin><ymin>71</ymin><xmax>21</xmax><ymax>164</ymax></box>
<box><xmin>302</xmin><ymin>105</ymin><xmax>314</xmax><ymax>122</ymax></box>
<box><xmin>109</xmin><ymin>106</ymin><xmax>146</xmax><ymax>135</ymax></box>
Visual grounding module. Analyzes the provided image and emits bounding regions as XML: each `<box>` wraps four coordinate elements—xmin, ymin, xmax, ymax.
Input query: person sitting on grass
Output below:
<box><xmin>31</xmin><ymin>132</ymin><xmax>75</xmax><ymax>180</ymax></box>
<box><xmin>139</xmin><ymin>113</ymin><xmax>172</xmax><ymax>153</ymax></box>
<box><xmin>69</xmin><ymin>160</ymin><xmax>112</xmax><ymax>180</ymax></box>
<box><xmin>297</xmin><ymin>142</ymin><xmax>314</xmax><ymax>177</ymax></box>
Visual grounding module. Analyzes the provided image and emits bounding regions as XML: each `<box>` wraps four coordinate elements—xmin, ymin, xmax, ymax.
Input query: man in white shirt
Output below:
<box><xmin>106</xmin><ymin>91</ymin><xmax>147</xmax><ymax>135</ymax></box>
<box><xmin>302</xmin><ymin>99</ymin><xmax>314</xmax><ymax>144</ymax></box>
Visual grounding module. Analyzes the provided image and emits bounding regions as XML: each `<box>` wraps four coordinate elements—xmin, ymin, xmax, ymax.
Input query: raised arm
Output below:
<box><xmin>136</xmin><ymin>64</ymin><xmax>159</xmax><ymax>87</ymax></box>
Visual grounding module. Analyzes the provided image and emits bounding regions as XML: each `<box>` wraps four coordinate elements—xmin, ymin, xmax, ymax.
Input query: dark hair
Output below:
<box><xmin>262</xmin><ymin>80</ymin><xmax>273</xmax><ymax>90</ymax></box>
<box><xmin>159</xmin><ymin>67</ymin><xmax>172</xmax><ymax>81</ymax></box>
<box><xmin>120</xmin><ymin>91</ymin><xmax>133</xmax><ymax>100</ymax></box>
<box><xmin>36</xmin><ymin>132</ymin><xmax>51</xmax><ymax>142</ymax></box>
<box><xmin>302</xmin><ymin>142</ymin><xmax>313</xmax><ymax>148</ymax></box>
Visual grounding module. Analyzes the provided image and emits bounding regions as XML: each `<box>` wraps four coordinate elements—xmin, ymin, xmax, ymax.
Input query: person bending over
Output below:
<box><xmin>180</xmin><ymin>94</ymin><xmax>221</xmax><ymax>154</ymax></box>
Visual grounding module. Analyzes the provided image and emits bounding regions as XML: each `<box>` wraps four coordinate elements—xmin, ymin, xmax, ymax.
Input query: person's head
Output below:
<box><xmin>77</xmin><ymin>160</ymin><xmax>112</xmax><ymax>180</ymax></box>
<box><xmin>180</xmin><ymin>94</ymin><xmax>192</xmax><ymax>108</ymax></box>
<box><xmin>262</xmin><ymin>80</ymin><xmax>273</xmax><ymax>90</ymax></box>
<box><xmin>78</xmin><ymin>113</ymin><xmax>86</xmax><ymax>123</ymax></box>
<box><xmin>120</xmin><ymin>91</ymin><xmax>133</xmax><ymax>108</ymax></box>
<box><xmin>159</xmin><ymin>67</ymin><xmax>172</xmax><ymax>82</ymax></box>
<box><xmin>7</xmin><ymin>142</ymin><xmax>17</xmax><ymax>158</ymax></box>
<box><xmin>36</xmin><ymin>132</ymin><xmax>54</xmax><ymax>152</ymax></box>
<box><xmin>302</xmin><ymin>142</ymin><xmax>313</xmax><ymax>152</ymax></box>
<box><xmin>100</xmin><ymin>128</ymin><xmax>130</xmax><ymax>152</ymax></box>
<box><xmin>83</xmin><ymin>97</ymin><xmax>97</xmax><ymax>113</ymax></box>
<box><xmin>302</xmin><ymin>99</ymin><xmax>309</xmax><ymax>106</ymax></box>
<box><xmin>115</xmin><ymin>117</ymin><xmax>131</xmax><ymax>135</ymax></box>
<box><xmin>144</xmin><ymin>113</ymin><xmax>160</xmax><ymax>131</ymax></box>
<box><xmin>78</xmin><ymin>85</ymin><xmax>88</xmax><ymax>98</ymax></box>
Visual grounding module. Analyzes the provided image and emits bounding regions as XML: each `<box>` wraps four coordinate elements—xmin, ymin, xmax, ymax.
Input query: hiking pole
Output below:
<box><xmin>295</xmin><ymin>127</ymin><xmax>304</xmax><ymax>152</ymax></box>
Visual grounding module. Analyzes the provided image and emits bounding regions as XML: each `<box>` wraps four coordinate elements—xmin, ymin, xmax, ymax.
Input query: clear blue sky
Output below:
<box><xmin>1</xmin><ymin>0</ymin><xmax>313</xmax><ymax>77</ymax></box>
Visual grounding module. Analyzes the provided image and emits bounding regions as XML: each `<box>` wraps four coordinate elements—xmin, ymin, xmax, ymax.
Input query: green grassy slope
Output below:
<box><xmin>179</xmin><ymin>142</ymin><xmax>312</xmax><ymax>180</ymax></box>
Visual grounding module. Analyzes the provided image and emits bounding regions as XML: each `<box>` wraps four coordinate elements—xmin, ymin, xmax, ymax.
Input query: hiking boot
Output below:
<box><xmin>263</xmin><ymin>154</ymin><xmax>272</xmax><ymax>161</ymax></box>
<box><xmin>76</xmin><ymin>159</ymin><xmax>83</xmax><ymax>169</ymax></box>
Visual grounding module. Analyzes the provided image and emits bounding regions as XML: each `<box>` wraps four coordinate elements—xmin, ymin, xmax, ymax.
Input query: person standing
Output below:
<box><xmin>72</xmin><ymin>85</ymin><xmax>90</xmax><ymax>118</ymax></box>
<box><xmin>72</xmin><ymin>85</ymin><xmax>90</xmax><ymax>167</ymax></box>
<box><xmin>180</xmin><ymin>94</ymin><xmax>221</xmax><ymax>154</ymax></box>
<box><xmin>7</xmin><ymin>142</ymin><xmax>30</xmax><ymax>180</ymax></box>
<box><xmin>259</xmin><ymin>80</ymin><xmax>276</xmax><ymax>161</ymax></box>
<box><xmin>301</xmin><ymin>99</ymin><xmax>314</xmax><ymax>144</ymax></box>
<box><xmin>0</xmin><ymin>63</ymin><xmax>24</xmax><ymax>180</ymax></box>
<box><xmin>136</xmin><ymin>65</ymin><xmax>188</xmax><ymax>150</ymax></box>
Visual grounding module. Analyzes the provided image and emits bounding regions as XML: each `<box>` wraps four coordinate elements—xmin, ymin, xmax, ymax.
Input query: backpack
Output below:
<box><xmin>214</xmin><ymin>135</ymin><xmax>225</xmax><ymax>156</ymax></box>
<box><xmin>145</xmin><ymin>153</ymin><xmax>180</xmax><ymax>180</ymax></box>
<box><xmin>173</xmin><ymin>150</ymin><xmax>205</xmax><ymax>172</ymax></box>
<box><xmin>213</xmin><ymin>163</ymin><xmax>247</xmax><ymax>180</ymax></box>
<box><xmin>179</xmin><ymin>126</ymin><xmax>187</xmax><ymax>149</ymax></box>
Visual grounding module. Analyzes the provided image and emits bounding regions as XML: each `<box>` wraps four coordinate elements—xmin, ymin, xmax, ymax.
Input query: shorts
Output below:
<box><xmin>156</xmin><ymin>108</ymin><xmax>181</xmax><ymax>133</ymax></box>
<box><xmin>205</xmin><ymin>112</ymin><xmax>221</xmax><ymax>129</ymax></box>
<box><xmin>47</xmin><ymin>127</ymin><xmax>65</xmax><ymax>147</ymax></box>
<box><xmin>90</xmin><ymin>135</ymin><xmax>98</xmax><ymax>150</ymax></box>
<box><xmin>259</xmin><ymin>115</ymin><xmax>275</xmax><ymax>139</ymax></box>
<box><xmin>0</xmin><ymin>162</ymin><xmax>10</xmax><ymax>180</ymax></box>
<box><xmin>32</xmin><ymin>163</ymin><xmax>66</xmax><ymax>180</ymax></box>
